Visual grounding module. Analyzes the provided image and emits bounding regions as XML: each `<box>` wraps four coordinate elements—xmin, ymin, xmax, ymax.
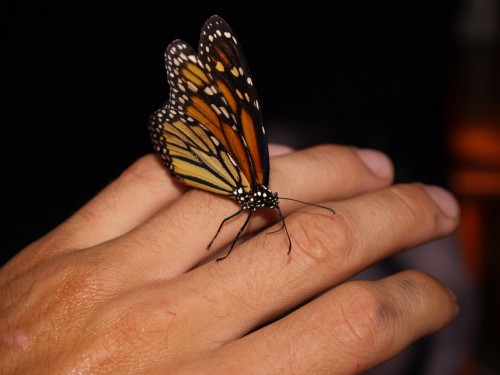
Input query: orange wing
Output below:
<box><xmin>198</xmin><ymin>15</ymin><xmax>269</xmax><ymax>187</ymax></box>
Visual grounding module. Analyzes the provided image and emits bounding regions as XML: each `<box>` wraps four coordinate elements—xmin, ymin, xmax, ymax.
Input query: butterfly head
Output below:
<box><xmin>233</xmin><ymin>185</ymin><xmax>278</xmax><ymax>210</ymax></box>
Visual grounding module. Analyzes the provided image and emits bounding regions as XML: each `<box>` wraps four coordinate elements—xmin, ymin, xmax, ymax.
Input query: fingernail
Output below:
<box><xmin>422</xmin><ymin>185</ymin><xmax>460</xmax><ymax>220</ymax></box>
<box><xmin>355</xmin><ymin>148</ymin><xmax>393</xmax><ymax>179</ymax></box>
<box><xmin>269</xmin><ymin>143</ymin><xmax>294</xmax><ymax>157</ymax></box>
<box><xmin>445</xmin><ymin>286</ymin><xmax>460</xmax><ymax>318</ymax></box>
<box><xmin>446</xmin><ymin>286</ymin><xmax>459</xmax><ymax>304</ymax></box>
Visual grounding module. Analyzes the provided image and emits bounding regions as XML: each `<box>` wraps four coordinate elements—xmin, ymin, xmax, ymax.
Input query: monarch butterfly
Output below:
<box><xmin>148</xmin><ymin>15</ymin><xmax>334</xmax><ymax>260</ymax></box>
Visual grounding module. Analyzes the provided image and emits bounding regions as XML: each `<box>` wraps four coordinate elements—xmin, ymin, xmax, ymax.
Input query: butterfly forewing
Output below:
<box><xmin>199</xmin><ymin>16</ymin><xmax>269</xmax><ymax>187</ymax></box>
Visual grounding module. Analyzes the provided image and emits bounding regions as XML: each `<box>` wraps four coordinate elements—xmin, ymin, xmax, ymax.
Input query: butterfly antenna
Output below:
<box><xmin>279</xmin><ymin>197</ymin><xmax>336</xmax><ymax>215</ymax></box>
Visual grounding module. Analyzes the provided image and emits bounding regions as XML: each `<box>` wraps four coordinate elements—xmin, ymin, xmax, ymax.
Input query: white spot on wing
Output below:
<box><xmin>229</xmin><ymin>154</ymin><xmax>238</xmax><ymax>167</ymax></box>
<box><xmin>204</xmin><ymin>86</ymin><xmax>215</xmax><ymax>95</ymax></box>
<box><xmin>187</xmin><ymin>81</ymin><xmax>198</xmax><ymax>92</ymax></box>
<box><xmin>210</xmin><ymin>136</ymin><xmax>220</xmax><ymax>146</ymax></box>
<box><xmin>211</xmin><ymin>104</ymin><xmax>221</xmax><ymax>115</ymax></box>
<box><xmin>219</xmin><ymin>106</ymin><xmax>229</xmax><ymax>118</ymax></box>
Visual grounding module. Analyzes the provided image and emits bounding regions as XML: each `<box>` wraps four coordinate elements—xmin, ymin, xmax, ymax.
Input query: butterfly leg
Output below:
<box><xmin>215</xmin><ymin>209</ymin><xmax>254</xmax><ymax>262</ymax></box>
<box><xmin>275</xmin><ymin>207</ymin><xmax>291</xmax><ymax>254</ymax></box>
<box><xmin>208</xmin><ymin>208</ymin><xmax>245</xmax><ymax>250</ymax></box>
<box><xmin>257</xmin><ymin>207</ymin><xmax>292</xmax><ymax>254</ymax></box>
<box><xmin>267</xmin><ymin>214</ymin><xmax>285</xmax><ymax>234</ymax></box>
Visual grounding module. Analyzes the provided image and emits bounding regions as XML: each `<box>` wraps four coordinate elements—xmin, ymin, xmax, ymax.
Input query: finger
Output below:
<box><xmin>108</xmin><ymin>144</ymin><xmax>394</xmax><ymax>278</ymax></box>
<box><xmin>184</xmin><ymin>270</ymin><xmax>459</xmax><ymax>374</ymax></box>
<box><xmin>270</xmin><ymin>145</ymin><xmax>393</xmax><ymax>202</ymax></box>
<box><xmin>17</xmin><ymin>154</ymin><xmax>184</xmax><ymax>265</ymax></box>
<box><xmin>163</xmin><ymin>183</ymin><xmax>459</xmax><ymax>346</ymax></box>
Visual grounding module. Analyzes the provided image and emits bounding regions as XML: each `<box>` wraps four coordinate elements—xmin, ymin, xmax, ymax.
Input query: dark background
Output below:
<box><xmin>3</xmin><ymin>1</ymin><xmax>499</xmax><ymax>373</ymax></box>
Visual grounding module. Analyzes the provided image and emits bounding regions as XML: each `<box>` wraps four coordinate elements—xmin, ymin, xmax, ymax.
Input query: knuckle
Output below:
<box><xmin>112</xmin><ymin>299</ymin><xmax>173</xmax><ymax>346</ymax></box>
<box><xmin>4</xmin><ymin>256</ymin><xmax>107</xmax><ymax>345</ymax></box>
<box><xmin>120</xmin><ymin>153</ymin><xmax>170</xmax><ymax>186</ymax></box>
<box><xmin>290</xmin><ymin>209</ymin><xmax>354</xmax><ymax>268</ymax></box>
<box><xmin>26</xmin><ymin>232</ymin><xmax>81</xmax><ymax>260</ymax></box>
<box><xmin>387</xmin><ymin>183</ymin><xmax>447</xmax><ymax>238</ymax></box>
<box><xmin>308</xmin><ymin>144</ymin><xmax>354</xmax><ymax>173</ymax></box>
<box><xmin>331</xmin><ymin>282</ymin><xmax>396</xmax><ymax>357</ymax></box>
<box><xmin>387</xmin><ymin>184</ymin><xmax>428</xmax><ymax>225</ymax></box>
<box><xmin>310</xmin><ymin>143</ymin><xmax>341</xmax><ymax>159</ymax></box>
<box><xmin>308</xmin><ymin>144</ymin><xmax>344</xmax><ymax>175</ymax></box>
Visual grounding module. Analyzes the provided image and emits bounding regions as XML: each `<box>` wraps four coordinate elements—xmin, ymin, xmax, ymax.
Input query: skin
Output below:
<box><xmin>0</xmin><ymin>144</ymin><xmax>460</xmax><ymax>374</ymax></box>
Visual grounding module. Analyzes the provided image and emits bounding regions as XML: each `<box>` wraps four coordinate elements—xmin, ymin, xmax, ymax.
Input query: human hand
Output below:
<box><xmin>0</xmin><ymin>144</ymin><xmax>459</xmax><ymax>374</ymax></box>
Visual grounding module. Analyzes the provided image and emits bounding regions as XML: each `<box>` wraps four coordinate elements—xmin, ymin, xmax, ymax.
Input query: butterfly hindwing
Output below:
<box><xmin>149</xmin><ymin>108</ymin><xmax>249</xmax><ymax>195</ymax></box>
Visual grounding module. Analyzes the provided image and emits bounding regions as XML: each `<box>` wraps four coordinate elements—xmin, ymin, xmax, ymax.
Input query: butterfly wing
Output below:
<box><xmin>198</xmin><ymin>15</ymin><xmax>269</xmax><ymax>187</ymax></box>
<box><xmin>149</xmin><ymin>15</ymin><xmax>269</xmax><ymax>197</ymax></box>
<box><xmin>149</xmin><ymin>107</ymin><xmax>250</xmax><ymax>195</ymax></box>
